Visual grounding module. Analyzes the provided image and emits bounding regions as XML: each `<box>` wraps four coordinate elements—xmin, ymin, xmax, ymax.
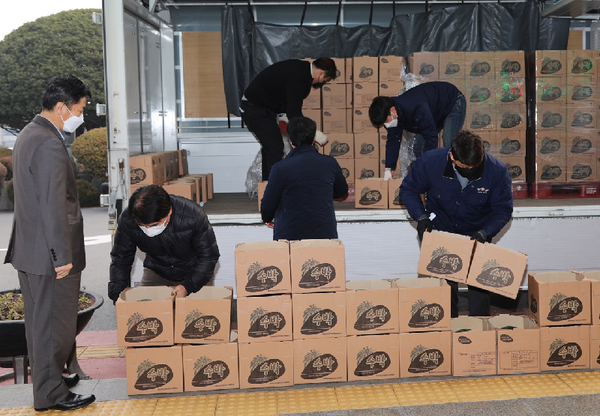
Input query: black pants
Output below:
<box><xmin>447</xmin><ymin>280</ymin><xmax>490</xmax><ymax>318</ymax></box>
<box><xmin>240</xmin><ymin>101</ymin><xmax>284</xmax><ymax>181</ymax></box>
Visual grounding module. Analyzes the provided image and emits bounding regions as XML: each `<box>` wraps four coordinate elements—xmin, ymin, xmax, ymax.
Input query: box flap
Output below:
<box><xmin>236</xmin><ymin>240</ymin><xmax>289</xmax><ymax>250</ymax></box>
<box><xmin>395</xmin><ymin>277</ymin><xmax>445</xmax><ymax>289</ymax></box>
<box><xmin>188</xmin><ymin>286</ymin><xmax>232</xmax><ymax>300</ymax></box>
<box><xmin>346</xmin><ymin>279</ymin><xmax>393</xmax><ymax>291</ymax></box>
<box><xmin>451</xmin><ymin>316</ymin><xmax>488</xmax><ymax>332</ymax></box>
<box><xmin>290</xmin><ymin>239</ymin><xmax>342</xmax><ymax>249</ymax></box>
<box><xmin>488</xmin><ymin>314</ymin><xmax>537</xmax><ymax>330</ymax></box>
<box><xmin>119</xmin><ymin>286</ymin><xmax>173</xmax><ymax>302</ymax></box>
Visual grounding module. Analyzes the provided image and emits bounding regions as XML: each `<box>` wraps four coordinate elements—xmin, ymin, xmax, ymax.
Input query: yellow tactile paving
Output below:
<box><xmin>214</xmin><ymin>391</ymin><xmax>278</xmax><ymax>416</ymax></box>
<box><xmin>0</xmin><ymin>407</ymin><xmax>33</xmax><ymax>416</ymax></box>
<box><xmin>448</xmin><ymin>377</ymin><xmax>517</xmax><ymax>402</ymax></box>
<box><xmin>558</xmin><ymin>371</ymin><xmax>600</xmax><ymax>395</ymax></box>
<box><xmin>276</xmin><ymin>387</ymin><xmax>339</xmax><ymax>414</ymax></box>
<box><xmin>77</xmin><ymin>346</ymin><xmax>126</xmax><ymax>359</ymax></box>
<box><xmin>335</xmin><ymin>384</ymin><xmax>399</xmax><ymax>410</ymax></box>
<box><xmin>83</xmin><ymin>399</ymin><xmax>158</xmax><ymax>415</ymax></box>
<box><xmin>393</xmin><ymin>380</ymin><xmax>460</xmax><ymax>406</ymax></box>
<box><xmin>503</xmin><ymin>373</ymin><xmax>575</xmax><ymax>398</ymax></box>
<box><xmin>153</xmin><ymin>395</ymin><xmax>218</xmax><ymax>416</ymax></box>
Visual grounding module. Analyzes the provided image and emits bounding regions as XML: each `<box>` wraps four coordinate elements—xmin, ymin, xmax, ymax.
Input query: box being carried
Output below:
<box><xmin>540</xmin><ymin>325</ymin><xmax>590</xmax><ymax>372</ymax></box>
<box><xmin>418</xmin><ymin>231</ymin><xmax>475</xmax><ymax>284</ymax></box>
<box><xmin>466</xmin><ymin>242</ymin><xmax>528</xmax><ymax>299</ymax></box>
<box><xmin>355</xmin><ymin>178</ymin><xmax>388</xmax><ymax>209</ymax></box>
<box><xmin>451</xmin><ymin>316</ymin><xmax>497</xmax><ymax>377</ymax></box>
<box><xmin>528</xmin><ymin>271</ymin><xmax>591</xmax><ymax>327</ymax></box>
<box><xmin>238</xmin><ymin>340</ymin><xmax>294</xmax><ymax>389</ymax></box>
<box><xmin>399</xmin><ymin>331</ymin><xmax>452</xmax><ymax>378</ymax></box>
<box><xmin>126</xmin><ymin>345</ymin><xmax>183</xmax><ymax>395</ymax></box>
<box><xmin>396</xmin><ymin>277</ymin><xmax>451</xmax><ymax>333</ymax></box>
<box><xmin>235</xmin><ymin>241</ymin><xmax>292</xmax><ymax>297</ymax></box>
<box><xmin>289</xmin><ymin>239</ymin><xmax>345</xmax><ymax>293</ymax></box>
<box><xmin>488</xmin><ymin>315</ymin><xmax>540</xmax><ymax>375</ymax></box>
<box><xmin>174</xmin><ymin>286</ymin><xmax>232</xmax><ymax>344</ymax></box>
<box><xmin>346</xmin><ymin>279</ymin><xmax>399</xmax><ymax>336</ymax></box>
<box><xmin>116</xmin><ymin>286</ymin><xmax>175</xmax><ymax>347</ymax></box>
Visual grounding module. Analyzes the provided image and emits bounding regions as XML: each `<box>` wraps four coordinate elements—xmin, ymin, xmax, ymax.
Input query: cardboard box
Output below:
<box><xmin>528</xmin><ymin>271</ymin><xmax>591</xmax><ymax>327</ymax></box>
<box><xmin>534</xmin><ymin>131</ymin><xmax>567</xmax><ymax>158</ymax></box>
<box><xmin>355</xmin><ymin>178</ymin><xmax>388</xmax><ymax>209</ymax></box>
<box><xmin>465</xmin><ymin>104</ymin><xmax>496</xmax><ymax>130</ymax></box>
<box><xmin>162</xmin><ymin>181</ymin><xmax>197</xmax><ymax>203</ymax></box>
<box><xmin>258</xmin><ymin>181</ymin><xmax>267</xmax><ymax>212</ymax></box>
<box><xmin>534</xmin><ymin>103</ymin><xmax>567</xmax><ymax>131</ymax></box>
<box><xmin>237</xmin><ymin>294</ymin><xmax>292</xmax><ymax>343</ymax></box>
<box><xmin>451</xmin><ymin>316</ymin><xmax>497</xmax><ymax>377</ymax></box>
<box><xmin>347</xmin><ymin>334</ymin><xmax>400</xmax><ymax>381</ymax></box>
<box><xmin>353</xmin><ymin>56</ymin><xmax>379</xmax><ymax>83</ymax></box>
<box><xmin>289</xmin><ymin>239</ymin><xmax>346</xmax><ymax>293</ymax></box>
<box><xmin>336</xmin><ymin>157</ymin><xmax>355</xmax><ymax>184</ymax></box>
<box><xmin>534</xmin><ymin>155</ymin><xmax>567</xmax><ymax>183</ymax></box>
<box><xmin>582</xmin><ymin>271</ymin><xmax>600</xmax><ymax>326</ymax></box>
<box><xmin>330</xmin><ymin>58</ymin><xmax>346</xmax><ymax>84</ymax></box>
<box><xmin>465</xmin><ymin>78</ymin><xmax>495</xmax><ymax>105</ymax></box>
<box><xmin>355</xmin><ymin>158</ymin><xmax>380</xmax><ymax>181</ymax></box>
<box><xmin>567</xmin><ymin>50</ymin><xmax>598</xmax><ymax>77</ymax></box>
<box><xmin>238</xmin><ymin>340</ymin><xmax>294</xmax><ymax>389</ymax></box>
<box><xmin>322</xmin><ymin>108</ymin><xmax>348</xmax><ymax>134</ymax></box>
<box><xmin>566</xmin><ymin>76</ymin><xmax>598</xmax><ymax>104</ymax></box>
<box><xmin>116</xmin><ymin>286</ymin><xmax>175</xmax><ymax>347</ymax></box>
<box><xmin>379</xmin><ymin>55</ymin><xmax>405</xmax><ymax>82</ymax></box>
<box><xmin>178</xmin><ymin>149</ymin><xmax>189</xmax><ymax>176</ymax></box>
<box><xmin>353</xmin><ymin>82</ymin><xmax>379</xmax><ymax>107</ymax></box>
<box><xmin>396</xmin><ymin>277</ymin><xmax>451</xmax><ymax>333</ymax></box>
<box><xmin>292</xmin><ymin>291</ymin><xmax>347</xmax><ymax>339</ymax></box>
<box><xmin>322</xmin><ymin>133</ymin><xmax>354</xmax><ymax>158</ymax></box>
<box><xmin>354</xmin><ymin>132</ymin><xmax>379</xmax><ymax>159</ymax></box>
<box><xmin>439</xmin><ymin>52</ymin><xmax>466</xmax><ymax>79</ymax></box>
<box><xmin>532</xmin><ymin>50</ymin><xmax>567</xmax><ymax>77</ymax></box>
<box><xmin>535</xmin><ymin>77</ymin><xmax>567</xmax><ymax>104</ymax></box>
<box><xmin>497</xmin><ymin>130</ymin><xmax>526</xmax><ymax>157</ymax></box>
<box><xmin>190</xmin><ymin>173</ymin><xmax>213</xmax><ymax>199</ymax></box>
<box><xmin>130</xmin><ymin>153</ymin><xmax>165</xmax><ymax>186</ymax></box>
<box><xmin>409</xmin><ymin>52</ymin><xmax>439</xmax><ymax>80</ymax></box>
<box><xmin>345</xmin><ymin>57</ymin><xmax>353</xmax><ymax>83</ymax></box>
<box><xmin>346</xmin><ymin>279</ymin><xmax>399</xmax><ymax>336</ymax></box>
<box><xmin>302</xmin><ymin>87</ymin><xmax>321</xmax><ymax>110</ymax></box>
<box><xmin>293</xmin><ymin>337</ymin><xmax>347</xmax><ymax>384</ymax></box>
<box><xmin>178</xmin><ymin>177</ymin><xmax>202</xmax><ymax>204</ymax></box>
<box><xmin>567</xmin><ymin>106</ymin><xmax>597</xmax><ymax>130</ymax></box>
<box><xmin>466</xmin><ymin>242</ymin><xmax>528</xmax><ymax>299</ymax></box>
<box><xmin>497</xmin><ymin>104</ymin><xmax>526</xmax><ymax>131</ymax></box>
<box><xmin>417</xmin><ymin>231</ymin><xmax>475</xmax><ymax>284</ymax></box>
<box><xmin>182</xmin><ymin>336</ymin><xmax>239</xmax><ymax>391</ymax></box>
<box><xmin>174</xmin><ymin>286</ymin><xmax>232</xmax><ymax>344</ymax></box>
<box><xmin>540</xmin><ymin>325</ymin><xmax>590</xmax><ymax>372</ymax></box>
<box><xmin>126</xmin><ymin>345</ymin><xmax>183</xmax><ymax>395</ymax></box>
<box><xmin>488</xmin><ymin>315</ymin><xmax>541</xmax><ymax>375</ymax></box>
<box><xmin>346</xmin><ymin>84</ymin><xmax>353</xmax><ymax>108</ymax></box>
<box><xmin>322</xmin><ymin>83</ymin><xmax>347</xmax><ymax>109</ymax></box>
<box><xmin>495</xmin><ymin>51</ymin><xmax>526</xmax><ymax>78</ymax></box>
<box><xmin>567</xmin><ymin>154</ymin><xmax>597</xmax><ymax>182</ymax></box>
<box><xmin>388</xmin><ymin>179</ymin><xmax>403</xmax><ymax>209</ymax></box>
<box><xmin>495</xmin><ymin>77</ymin><xmax>526</xmax><ymax>104</ymax></box>
<box><xmin>159</xmin><ymin>151</ymin><xmax>178</xmax><ymax>182</ymax></box>
<box><xmin>497</xmin><ymin>156</ymin><xmax>526</xmax><ymax>183</ymax></box>
<box><xmin>303</xmin><ymin>108</ymin><xmax>322</xmax><ymax>131</ymax></box>
<box><xmin>479</xmin><ymin>130</ymin><xmax>497</xmax><ymax>156</ymax></box>
<box><xmin>399</xmin><ymin>331</ymin><xmax>452</xmax><ymax>378</ymax></box>
<box><xmin>465</xmin><ymin>52</ymin><xmax>495</xmax><ymax>78</ymax></box>
<box><xmin>590</xmin><ymin>325</ymin><xmax>600</xmax><ymax>369</ymax></box>
<box><xmin>567</xmin><ymin>129</ymin><xmax>598</xmax><ymax>155</ymax></box>
<box><xmin>235</xmin><ymin>241</ymin><xmax>292</xmax><ymax>297</ymax></box>
<box><xmin>352</xmin><ymin>107</ymin><xmax>375</xmax><ymax>133</ymax></box>
<box><xmin>379</xmin><ymin>81</ymin><xmax>404</xmax><ymax>96</ymax></box>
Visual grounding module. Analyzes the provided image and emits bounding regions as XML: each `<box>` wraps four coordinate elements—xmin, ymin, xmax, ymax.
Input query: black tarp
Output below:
<box><xmin>221</xmin><ymin>2</ymin><xmax>569</xmax><ymax>117</ymax></box>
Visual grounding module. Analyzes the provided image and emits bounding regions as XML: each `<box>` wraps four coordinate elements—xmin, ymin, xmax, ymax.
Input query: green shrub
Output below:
<box><xmin>0</xmin><ymin>148</ymin><xmax>12</xmax><ymax>158</ymax></box>
<box><xmin>71</xmin><ymin>128</ymin><xmax>107</xmax><ymax>181</ymax></box>
<box><xmin>6</xmin><ymin>179</ymin><xmax>13</xmax><ymax>202</ymax></box>
<box><xmin>1</xmin><ymin>156</ymin><xmax>12</xmax><ymax>181</ymax></box>
<box><xmin>0</xmin><ymin>162</ymin><xmax>6</xmax><ymax>187</ymax></box>
<box><xmin>77</xmin><ymin>179</ymin><xmax>100</xmax><ymax>207</ymax></box>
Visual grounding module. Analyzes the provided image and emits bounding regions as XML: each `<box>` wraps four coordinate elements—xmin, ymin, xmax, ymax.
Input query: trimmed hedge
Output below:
<box><xmin>71</xmin><ymin>128</ymin><xmax>107</xmax><ymax>181</ymax></box>
<box><xmin>77</xmin><ymin>179</ymin><xmax>100</xmax><ymax>207</ymax></box>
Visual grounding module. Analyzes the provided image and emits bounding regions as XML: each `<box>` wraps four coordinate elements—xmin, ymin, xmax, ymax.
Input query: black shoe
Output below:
<box><xmin>62</xmin><ymin>373</ymin><xmax>80</xmax><ymax>388</ymax></box>
<box><xmin>34</xmin><ymin>392</ymin><xmax>96</xmax><ymax>412</ymax></box>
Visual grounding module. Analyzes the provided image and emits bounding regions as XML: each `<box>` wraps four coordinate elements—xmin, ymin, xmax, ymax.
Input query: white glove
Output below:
<box><xmin>383</xmin><ymin>168</ymin><xmax>393</xmax><ymax>181</ymax></box>
<box><xmin>314</xmin><ymin>130</ymin><xmax>328</xmax><ymax>146</ymax></box>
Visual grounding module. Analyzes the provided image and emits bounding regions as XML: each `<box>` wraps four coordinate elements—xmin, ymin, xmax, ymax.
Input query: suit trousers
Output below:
<box><xmin>447</xmin><ymin>279</ymin><xmax>490</xmax><ymax>318</ymax></box>
<box><xmin>240</xmin><ymin>101</ymin><xmax>284</xmax><ymax>181</ymax></box>
<box><xmin>18</xmin><ymin>271</ymin><xmax>81</xmax><ymax>409</ymax></box>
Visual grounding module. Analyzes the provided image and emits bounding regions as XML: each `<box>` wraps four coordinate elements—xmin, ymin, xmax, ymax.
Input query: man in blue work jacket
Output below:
<box><xmin>369</xmin><ymin>81</ymin><xmax>466</xmax><ymax>179</ymax></box>
<box><xmin>260</xmin><ymin>116</ymin><xmax>348</xmax><ymax>241</ymax></box>
<box><xmin>399</xmin><ymin>130</ymin><xmax>513</xmax><ymax>317</ymax></box>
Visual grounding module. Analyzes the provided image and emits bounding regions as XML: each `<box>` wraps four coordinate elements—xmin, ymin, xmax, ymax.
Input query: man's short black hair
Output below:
<box><xmin>369</xmin><ymin>96</ymin><xmax>396</xmax><ymax>127</ymax></box>
<box><xmin>451</xmin><ymin>130</ymin><xmax>485</xmax><ymax>167</ymax></box>
<box><xmin>288</xmin><ymin>116</ymin><xmax>317</xmax><ymax>147</ymax></box>
<box><xmin>129</xmin><ymin>184</ymin><xmax>172</xmax><ymax>225</ymax></box>
<box><xmin>42</xmin><ymin>75</ymin><xmax>91</xmax><ymax>111</ymax></box>
<box><xmin>313</xmin><ymin>58</ymin><xmax>338</xmax><ymax>81</ymax></box>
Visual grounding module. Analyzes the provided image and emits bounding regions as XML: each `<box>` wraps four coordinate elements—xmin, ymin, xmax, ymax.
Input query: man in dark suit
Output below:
<box><xmin>260</xmin><ymin>116</ymin><xmax>348</xmax><ymax>240</ymax></box>
<box><xmin>4</xmin><ymin>75</ymin><xmax>95</xmax><ymax>411</ymax></box>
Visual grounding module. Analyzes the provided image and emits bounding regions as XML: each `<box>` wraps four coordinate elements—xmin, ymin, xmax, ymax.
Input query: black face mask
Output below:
<box><xmin>312</xmin><ymin>82</ymin><xmax>326</xmax><ymax>89</ymax></box>
<box><xmin>455</xmin><ymin>165</ymin><xmax>477</xmax><ymax>179</ymax></box>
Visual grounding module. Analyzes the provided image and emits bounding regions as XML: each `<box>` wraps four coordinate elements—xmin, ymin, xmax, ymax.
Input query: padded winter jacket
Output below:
<box><xmin>108</xmin><ymin>195</ymin><xmax>220</xmax><ymax>302</ymax></box>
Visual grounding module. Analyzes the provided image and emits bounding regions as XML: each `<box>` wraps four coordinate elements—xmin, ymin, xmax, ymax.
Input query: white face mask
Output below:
<box><xmin>384</xmin><ymin>118</ymin><xmax>398</xmax><ymax>129</ymax></box>
<box><xmin>139</xmin><ymin>223</ymin><xmax>166</xmax><ymax>237</ymax></box>
<box><xmin>61</xmin><ymin>105</ymin><xmax>85</xmax><ymax>133</ymax></box>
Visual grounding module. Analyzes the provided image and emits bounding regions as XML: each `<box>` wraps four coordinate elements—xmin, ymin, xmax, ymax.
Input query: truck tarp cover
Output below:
<box><xmin>219</xmin><ymin>2</ymin><xmax>568</xmax><ymax>117</ymax></box>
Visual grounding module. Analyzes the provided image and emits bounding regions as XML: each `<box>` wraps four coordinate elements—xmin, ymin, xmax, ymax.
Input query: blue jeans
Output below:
<box><xmin>414</xmin><ymin>93</ymin><xmax>466</xmax><ymax>158</ymax></box>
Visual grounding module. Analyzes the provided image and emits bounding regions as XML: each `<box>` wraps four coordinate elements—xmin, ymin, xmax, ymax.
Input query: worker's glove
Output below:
<box><xmin>278</xmin><ymin>114</ymin><xmax>288</xmax><ymax>135</ymax></box>
<box><xmin>314</xmin><ymin>130</ymin><xmax>329</xmax><ymax>146</ymax></box>
<box><xmin>383</xmin><ymin>168</ymin><xmax>393</xmax><ymax>181</ymax></box>
<box><xmin>471</xmin><ymin>230</ymin><xmax>489</xmax><ymax>243</ymax></box>
<box><xmin>417</xmin><ymin>214</ymin><xmax>433</xmax><ymax>242</ymax></box>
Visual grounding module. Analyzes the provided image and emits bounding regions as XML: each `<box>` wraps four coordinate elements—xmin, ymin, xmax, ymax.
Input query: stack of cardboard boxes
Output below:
<box><xmin>528</xmin><ymin>50</ymin><xmax>599</xmax><ymax>193</ymax></box>
<box><xmin>117</xmin><ymin>285</ymin><xmax>237</xmax><ymax>395</ymax></box>
<box><xmin>128</xmin><ymin>149</ymin><xmax>214</xmax><ymax>203</ymax></box>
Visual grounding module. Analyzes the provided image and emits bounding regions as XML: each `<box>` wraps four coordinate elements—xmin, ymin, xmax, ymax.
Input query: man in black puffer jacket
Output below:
<box><xmin>108</xmin><ymin>185</ymin><xmax>220</xmax><ymax>303</ymax></box>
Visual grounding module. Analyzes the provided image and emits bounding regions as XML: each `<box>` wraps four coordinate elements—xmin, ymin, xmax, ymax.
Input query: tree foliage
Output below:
<box><xmin>71</xmin><ymin>127</ymin><xmax>107</xmax><ymax>181</ymax></box>
<box><xmin>0</xmin><ymin>9</ymin><xmax>105</xmax><ymax>134</ymax></box>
